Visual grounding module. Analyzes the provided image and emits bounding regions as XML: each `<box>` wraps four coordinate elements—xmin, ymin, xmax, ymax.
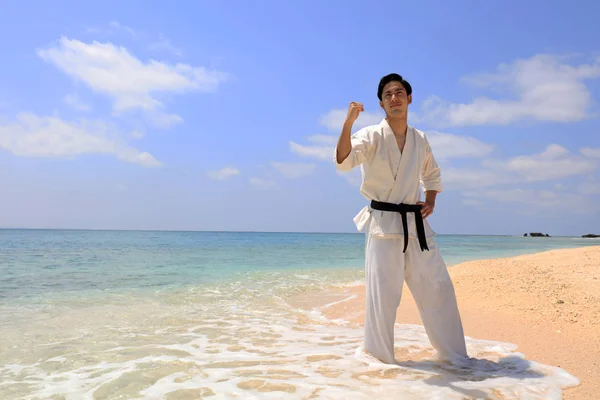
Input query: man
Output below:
<box><xmin>334</xmin><ymin>73</ymin><xmax>469</xmax><ymax>365</ymax></box>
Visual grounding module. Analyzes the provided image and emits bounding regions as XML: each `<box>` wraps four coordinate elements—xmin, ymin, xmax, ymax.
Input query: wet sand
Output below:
<box><xmin>288</xmin><ymin>245</ymin><xmax>600</xmax><ymax>400</ymax></box>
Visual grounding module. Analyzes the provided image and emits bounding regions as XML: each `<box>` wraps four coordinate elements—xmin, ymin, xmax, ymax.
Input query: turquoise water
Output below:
<box><xmin>0</xmin><ymin>229</ymin><xmax>596</xmax><ymax>399</ymax></box>
<box><xmin>1</xmin><ymin>229</ymin><xmax>597</xmax><ymax>302</ymax></box>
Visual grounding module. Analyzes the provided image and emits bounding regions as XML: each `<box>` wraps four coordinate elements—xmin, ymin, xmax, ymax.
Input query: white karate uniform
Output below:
<box><xmin>334</xmin><ymin>118</ymin><xmax>468</xmax><ymax>365</ymax></box>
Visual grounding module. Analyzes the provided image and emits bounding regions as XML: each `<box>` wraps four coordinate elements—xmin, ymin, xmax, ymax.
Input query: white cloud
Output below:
<box><xmin>86</xmin><ymin>21</ymin><xmax>138</xmax><ymax>39</ymax></box>
<box><xmin>131</xmin><ymin>130</ymin><xmax>144</xmax><ymax>139</ymax></box>
<box><xmin>441</xmin><ymin>167</ymin><xmax>510</xmax><ymax>190</ymax></box>
<box><xmin>0</xmin><ymin>113</ymin><xmax>160</xmax><ymax>167</ymax></box>
<box><xmin>108</xmin><ymin>21</ymin><xmax>136</xmax><ymax>37</ymax></box>
<box><xmin>336</xmin><ymin>169</ymin><xmax>362</xmax><ymax>187</ymax></box>
<box><xmin>144</xmin><ymin>112</ymin><xmax>183</xmax><ymax>129</ymax></box>
<box><xmin>433</xmin><ymin>143</ymin><xmax>599</xmax><ymax>191</ymax></box>
<box><xmin>483</xmin><ymin>144</ymin><xmax>597</xmax><ymax>182</ymax></box>
<box><xmin>426</xmin><ymin>131</ymin><xmax>494</xmax><ymax>160</ymax></box>
<box><xmin>87</xmin><ymin>22</ymin><xmax>182</xmax><ymax>58</ymax></box>
<box><xmin>207</xmin><ymin>167</ymin><xmax>240</xmax><ymax>180</ymax></box>
<box><xmin>419</xmin><ymin>54</ymin><xmax>600</xmax><ymax>127</ymax></box>
<box><xmin>307</xmin><ymin>134</ymin><xmax>337</xmax><ymax>145</ymax></box>
<box><xmin>148</xmin><ymin>34</ymin><xmax>184</xmax><ymax>57</ymax></box>
<box><xmin>64</xmin><ymin>93</ymin><xmax>91</xmax><ymax>111</ymax></box>
<box><xmin>578</xmin><ymin>179</ymin><xmax>600</xmax><ymax>195</ymax></box>
<box><xmin>270</xmin><ymin>162</ymin><xmax>316</xmax><ymax>178</ymax></box>
<box><xmin>318</xmin><ymin>109</ymin><xmax>384</xmax><ymax>132</ymax></box>
<box><xmin>457</xmin><ymin>146</ymin><xmax>600</xmax><ymax>213</ymax></box>
<box><xmin>581</xmin><ymin>147</ymin><xmax>600</xmax><ymax>158</ymax></box>
<box><xmin>289</xmin><ymin>141</ymin><xmax>332</xmax><ymax>161</ymax></box>
<box><xmin>287</xmin><ymin>133</ymin><xmax>343</xmax><ymax>161</ymax></box>
<box><xmin>462</xmin><ymin>198</ymin><xmax>483</xmax><ymax>206</ymax></box>
<box><xmin>37</xmin><ymin>37</ymin><xmax>230</xmax><ymax>128</ymax></box>
<box><xmin>249</xmin><ymin>177</ymin><xmax>275</xmax><ymax>188</ymax></box>
<box><xmin>288</xmin><ymin>108</ymin><xmax>382</xmax><ymax>162</ymax></box>
<box><xmin>462</xmin><ymin>187</ymin><xmax>596</xmax><ymax>213</ymax></box>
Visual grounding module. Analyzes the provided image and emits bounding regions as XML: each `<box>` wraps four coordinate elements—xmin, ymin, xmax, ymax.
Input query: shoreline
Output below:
<box><xmin>2</xmin><ymin>226</ymin><xmax>599</xmax><ymax>237</ymax></box>
<box><xmin>287</xmin><ymin>245</ymin><xmax>600</xmax><ymax>400</ymax></box>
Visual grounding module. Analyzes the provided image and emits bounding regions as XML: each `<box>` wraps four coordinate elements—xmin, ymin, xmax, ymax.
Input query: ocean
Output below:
<box><xmin>1</xmin><ymin>229</ymin><xmax>597</xmax><ymax>399</ymax></box>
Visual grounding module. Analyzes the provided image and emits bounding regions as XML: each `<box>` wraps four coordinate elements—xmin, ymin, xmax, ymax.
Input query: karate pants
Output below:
<box><xmin>363</xmin><ymin>233</ymin><xmax>468</xmax><ymax>364</ymax></box>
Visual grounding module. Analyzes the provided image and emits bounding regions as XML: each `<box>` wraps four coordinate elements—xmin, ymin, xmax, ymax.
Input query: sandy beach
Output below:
<box><xmin>289</xmin><ymin>245</ymin><xmax>600</xmax><ymax>400</ymax></box>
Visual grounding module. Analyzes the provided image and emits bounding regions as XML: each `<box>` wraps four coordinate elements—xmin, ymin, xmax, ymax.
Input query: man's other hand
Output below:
<box><xmin>417</xmin><ymin>201</ymin><xmax>434</xmax><ymax>219</ymax></box>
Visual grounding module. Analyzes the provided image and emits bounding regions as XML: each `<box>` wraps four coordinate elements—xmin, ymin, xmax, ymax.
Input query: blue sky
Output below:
<box><xmin>1</xmin><ymin>0</ymin><xmax>599</xmax><ymax>236</ymax></box>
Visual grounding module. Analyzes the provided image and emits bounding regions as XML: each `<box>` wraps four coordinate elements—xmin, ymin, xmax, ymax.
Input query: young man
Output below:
<box><xmin>334</xmin><ymin>73</ymin><xmax>469</xmax><ymax>365</ymax></box>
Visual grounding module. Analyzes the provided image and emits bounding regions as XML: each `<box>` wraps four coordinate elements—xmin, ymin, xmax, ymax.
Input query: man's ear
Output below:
<box><xmin>407</xmin><ymin>94</ymin><xmax>412</xmax><ymax>105</ymax></box>
<box><xmin>379</xmin><ymin>100</ymin><xmax>384</xmax><ymax>109</ymax></box>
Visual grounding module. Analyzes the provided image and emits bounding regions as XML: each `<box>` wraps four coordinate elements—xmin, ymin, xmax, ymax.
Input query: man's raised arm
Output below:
<box><xmin>335</xmin><ymin>101</ymin><xmax>370</xmax><ymax>170</ymax></box>
<box><xmin>336</xmin><ymin>121</ymin><xmax>354</xmax><ymax>164</ymax></box>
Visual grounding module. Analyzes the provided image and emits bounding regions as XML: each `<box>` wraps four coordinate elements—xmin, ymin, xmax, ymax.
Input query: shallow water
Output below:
<box><xmin>0</xmin><ymin>278</ymin><xmax>579</xmax><ymax>399</ymax></box>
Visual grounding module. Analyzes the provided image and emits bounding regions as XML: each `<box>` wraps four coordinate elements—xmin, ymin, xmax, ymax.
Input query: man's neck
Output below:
<box><xmin>386</xmin><ymin>116</ymin><xmax>408</xmax><ymax>137</ymax></box>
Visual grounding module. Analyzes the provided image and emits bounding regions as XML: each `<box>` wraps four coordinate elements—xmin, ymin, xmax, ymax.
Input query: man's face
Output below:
<box><xmin>379</xmin><ymin>81</ymin><xmax>412</xmax><ymax>117</ymax></box>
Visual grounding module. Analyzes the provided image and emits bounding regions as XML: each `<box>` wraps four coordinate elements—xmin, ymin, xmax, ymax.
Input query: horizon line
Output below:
<box><xmin>0</xmin><ymin>227</ymin><xmax>592</xmax><ymax>238</ymax></box>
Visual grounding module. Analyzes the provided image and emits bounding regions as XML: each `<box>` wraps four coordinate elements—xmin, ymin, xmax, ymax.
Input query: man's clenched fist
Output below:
<box><xmin>345</xmin><ymin>101</ymin><xmax>364</xmax><ymax>124</ymax></box>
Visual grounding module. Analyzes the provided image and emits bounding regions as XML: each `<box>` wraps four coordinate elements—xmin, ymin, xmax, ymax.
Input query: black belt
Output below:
<box><xmin>370</xmin><ymin>200</ymin><xmax>429</xmax><ymax>253</ymax></box>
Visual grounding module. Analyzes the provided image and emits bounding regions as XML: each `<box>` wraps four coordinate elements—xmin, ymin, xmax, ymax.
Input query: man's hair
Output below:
<box><xmin>377</xmin><ymin>73</ymin><xmax>412</xmax><ymax>100</ymax></box>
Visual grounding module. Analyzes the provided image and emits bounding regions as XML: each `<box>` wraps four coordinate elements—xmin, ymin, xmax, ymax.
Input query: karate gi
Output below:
<box><xmin>334</xmin><ymin>118</ymin><xmax>468</xmax><ymax>365</ymax></box>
